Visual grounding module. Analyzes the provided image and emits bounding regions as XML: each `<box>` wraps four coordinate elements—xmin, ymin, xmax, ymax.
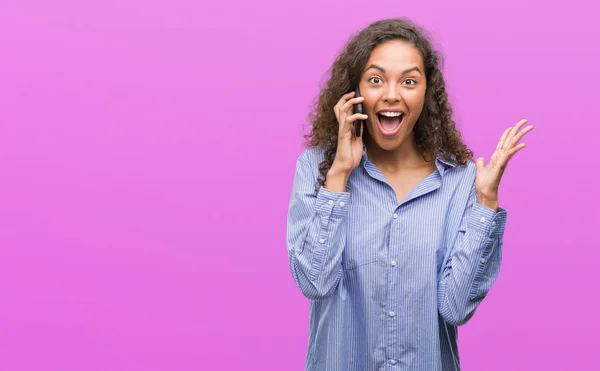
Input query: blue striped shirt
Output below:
<box><xmin>286</xmin><ymin>146</ymin><xmax>507</xmax><ymax>371</ymax></box>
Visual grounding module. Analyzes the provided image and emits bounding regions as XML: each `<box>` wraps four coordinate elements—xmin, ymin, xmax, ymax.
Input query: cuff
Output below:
<box><xmin>468</xmin><ymin>203</ymin><xmax>507</xmax><ymax>238</ymax></box>
<box><xmin>315</xmin><ymin>187</ymin><xmax>351</xmax><ymax>218</ymax></box>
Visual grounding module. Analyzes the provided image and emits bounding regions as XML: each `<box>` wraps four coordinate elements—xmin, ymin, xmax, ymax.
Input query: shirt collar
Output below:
<box><xmin>434</xmin><ymin>154</ymin><xmax>456</xmax><ymax>176</ymax></box>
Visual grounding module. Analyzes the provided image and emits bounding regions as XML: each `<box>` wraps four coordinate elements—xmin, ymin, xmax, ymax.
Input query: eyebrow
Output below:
<box><xmin>365</xmin><ymin>64</ymin><xmax>422</xmax><ymax>75</ymax></box>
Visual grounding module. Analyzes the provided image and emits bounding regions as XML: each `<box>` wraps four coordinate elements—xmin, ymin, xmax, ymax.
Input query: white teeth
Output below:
<box><xmin>379</xmin><ymin>112</ymin><xmax>402</xmax><ymax>117</ymax></box>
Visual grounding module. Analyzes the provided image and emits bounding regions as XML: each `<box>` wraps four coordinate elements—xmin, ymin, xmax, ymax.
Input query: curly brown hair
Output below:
<box><xmin>304</xmin><ymin>18</ymin><xmax>473</xmax><ymax>190</ymax></box>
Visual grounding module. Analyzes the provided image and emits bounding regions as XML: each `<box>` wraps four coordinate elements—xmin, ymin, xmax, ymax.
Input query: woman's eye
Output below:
<box><xmin>404</xmin><ymin>79</ymin><xmax>416</xmax><ymax>85</ymax></box>
<box><xmin>369</xmin><ymin>77</ymin><xmax>382</xmax><ymax>84</ymax></box>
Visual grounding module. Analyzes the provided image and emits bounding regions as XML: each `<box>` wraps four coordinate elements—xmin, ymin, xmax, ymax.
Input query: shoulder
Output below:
<box><xmin>296</xmin><ymin>146</ymin><xmax>327</xmax><ymax>170</ymax></box>
<box><xmin>292</xmin><ymin>147</ymin><xmax>328</xmax><ymax>190</ymax></box>
<box><xmin>444</xmin><ymin>159</ymin><xmax>477</xmax><ymax>188</ymax></box>
<box><xmin>452</xmin><ymin>160</ymin><xmax>476</xmax><ymax>177</ymax></box>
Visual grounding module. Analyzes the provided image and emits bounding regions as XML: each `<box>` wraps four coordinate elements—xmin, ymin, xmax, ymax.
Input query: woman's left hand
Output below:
<box><xmin>475</xmin><ymin>119</ymin><xmax>534</xmax><ymax>211</ymax></box>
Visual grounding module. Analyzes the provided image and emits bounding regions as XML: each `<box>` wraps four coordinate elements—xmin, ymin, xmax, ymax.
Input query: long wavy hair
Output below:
<box><xmin>304</xmin><ymin>18</ymin><xmax>473</xmax><ymax>191</ymax></box>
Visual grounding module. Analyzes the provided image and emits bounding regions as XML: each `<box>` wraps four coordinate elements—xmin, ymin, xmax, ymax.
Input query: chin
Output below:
<box><xmin>372</xmin><ymin>136</ymin><xmax>407</xmax><ymax>152</ymax></box>
<box><xmin>366</xmin><ymin>124</ymin><xmax>410</xmax><ymax>152</ymax></box>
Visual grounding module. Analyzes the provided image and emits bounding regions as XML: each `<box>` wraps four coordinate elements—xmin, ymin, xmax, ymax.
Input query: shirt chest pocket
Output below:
<box><xmin>341</xmin><ymin>205</ymin><xmax>383</xmax><ymax>270</ymax></box>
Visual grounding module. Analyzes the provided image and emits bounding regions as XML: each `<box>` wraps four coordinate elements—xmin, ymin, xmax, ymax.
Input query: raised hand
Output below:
<box><xmin>475</xmin><ymin>119</ymin><xmax>534</xmax><ymax>211</ymax></box>
<box><xmin>330</xmin><ymin>91</ymin><xmax>368</xmax><ymax>174</ymax></box>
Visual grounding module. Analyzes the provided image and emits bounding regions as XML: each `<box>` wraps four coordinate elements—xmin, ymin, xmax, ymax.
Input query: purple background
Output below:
<box><xmin>1</xmin><ymin>0</ymin><xmax>598</xmax><ymax>370</ymax></box>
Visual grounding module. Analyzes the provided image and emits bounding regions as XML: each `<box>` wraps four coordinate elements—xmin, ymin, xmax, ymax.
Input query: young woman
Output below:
<box><xmin>286</xmin><ymin>18</ymin><xmax>533</xmax><ymax>370</ymax></box>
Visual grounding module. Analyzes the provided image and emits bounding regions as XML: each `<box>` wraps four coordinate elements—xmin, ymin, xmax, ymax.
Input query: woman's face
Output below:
<box><xmin>359</xmin><ymin>40</ymin><xmax>427</xmax><ymax>152</ymax></box>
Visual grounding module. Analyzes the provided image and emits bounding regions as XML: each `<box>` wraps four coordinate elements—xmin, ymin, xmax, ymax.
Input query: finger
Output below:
<box><xmin>351</xmin><ymin>121</ymin><xmax>363</xmax><ymax>140</ymax></box>
<box><xmin>507</xmin><ymin>142</ymin><xmax>527</xmax><ymax>157</ymax></box>
<box><xmin>333</xmin><ymin>91</ymin><xmax>356</xmax><ymax>119</ymax></box>
<box><xmin>475</xmin><ymin>157</ymin><xmax>485</xmax><ymax>171</ymax></box>
<box><xmin>496</xmin><ymin>127</ymin><xmax>512</xmax><ymax>151</ymax></box>
<box><xmin>335</xmin><ymin>91</ymin><xmax>356</xmax><ymax>111</ymax></box>
<box><xmin>339</xmin><ymin>96</ymin><xmax>367</xmax><ymax>125</ymax></box>
<box><xmin>340</xmin><ymin>96</ymin><xmax>365</xmax><ymax>114</ymax></box>
<box><xmin>341</xmin><ymin>90</ymin><xmax>356</xmax><ymax>100</ymax></box>
<box><xmin>507</xmin><ymin>125</ymin><xmax>534</xmax><ymax>149</ymax></box>
<box><xmin>344</xmin><ymin>113</ymin><xmax>368</xmax><ymax>128</ymax></box>
<box><xmin>503</xmin><ymin>119</ymin><xmax>528</xmax><ymax>149</ymax></box>
<box><xmin>341</xmin><ymin>114</ymin><xmax>368</xmax><ymax>137</ymax></box>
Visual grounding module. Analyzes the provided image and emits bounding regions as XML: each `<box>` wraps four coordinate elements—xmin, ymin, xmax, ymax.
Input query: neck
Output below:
<box><xmin>366</xmin><ymin>133</ymin><xmax>433</xmax><ymax>172</ymax></box>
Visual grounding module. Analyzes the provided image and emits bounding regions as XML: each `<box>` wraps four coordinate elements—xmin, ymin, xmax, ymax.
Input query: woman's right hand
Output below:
<box><xmin>331</xmin><ymin>91</ymin><xmax>368</xmax><ymax>174</ymax></box>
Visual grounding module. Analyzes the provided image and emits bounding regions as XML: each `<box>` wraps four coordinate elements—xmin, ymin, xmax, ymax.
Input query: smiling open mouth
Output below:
<box><xmin>377</xmin><ymin>111</ymin><xmax>404</xmax><ymax>136</ymax></box>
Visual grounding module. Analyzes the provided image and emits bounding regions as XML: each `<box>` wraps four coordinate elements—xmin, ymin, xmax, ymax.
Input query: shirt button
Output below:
<box><xmin>328</xmin><ymin>200</ymin><xmax>334</xmax><ymax>206</ymax></box>
<box><xmin>492</xmin><ymin>221</ymin><xmax>496</xmax><ymax>226</ymax></box>
<box><xmin>481</xmin><ymin>258</ymin><xmax>486</xmax><ymax>264</ymax></box>
<box><xmin>319</xmin><ymin>238</ymin><xmax>325</xmax><ymax>244</ymax></box>
<box><xmin>480</xmin><ymin>217</ymin><xmax>486</xmax><ymax>223</ymax></box>
<box><xmin>393</xmin><ymin>213</ymin><xmax>398</xmax><ymax>219</ymax></box>
<box><xmin>389</xmin><ymin>311</ymin><xmax>396</xmax><ymax>317</ymax></box>
<box><xmin>340</xmin><ymin>201</ymin><xmax>345</xmax><ymax>207</ymax></box>
<box><xmin>390</xmin><ymin>359</ymin><xmax>397</xmax><ymax>365</ymax></box>
<box><xmin>391</xmin><ymin>260</ymin><xmax>397</xmax><ymax>266</ymax></box>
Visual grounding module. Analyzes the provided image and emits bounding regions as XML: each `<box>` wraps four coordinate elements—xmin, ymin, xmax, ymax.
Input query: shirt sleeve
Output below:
<box><xmin>286</xmin><ymin>154</ymin><xmax>350</xmax><ymax>300</ymax></box>
<box><xmin>437</xmin><ymin>186</ymin><xmax>507</xmax><ymax>326</ymax></box>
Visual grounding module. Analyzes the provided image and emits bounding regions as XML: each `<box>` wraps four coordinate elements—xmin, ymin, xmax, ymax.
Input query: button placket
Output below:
<box><xmin>387</xmin><ymin>208</ymin><xmax>401</xmax><ymax>364</ymax></box>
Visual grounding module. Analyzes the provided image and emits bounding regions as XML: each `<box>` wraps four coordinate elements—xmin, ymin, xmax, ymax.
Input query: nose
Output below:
<box><xmin>383</xmin><ymin>84</ymin><xmax>401</xmax><ymax>104</ymax></box>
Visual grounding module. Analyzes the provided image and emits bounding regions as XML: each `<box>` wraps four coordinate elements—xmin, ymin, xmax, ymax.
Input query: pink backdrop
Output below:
<box><xmin>1</xmin><ymin>0</ymin><xmax>598</xmax><ymax>370</ymax></box>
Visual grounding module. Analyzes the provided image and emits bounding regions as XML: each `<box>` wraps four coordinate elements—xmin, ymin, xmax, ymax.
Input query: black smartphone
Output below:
<box><xmin>353</xmin><ymin>86</ymin><xmax>364</xmax><ymax>137</ymax></box>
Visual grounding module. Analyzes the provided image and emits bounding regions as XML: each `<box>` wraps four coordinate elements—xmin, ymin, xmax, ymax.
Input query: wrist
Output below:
<box><xmin>329</xmin><ymin>161</ymin><xmax>353</xmax><ymax>175</ymax></box>
<box><xmin>325</xmin><ymin>166</ymin><xmax>351</xmax><ymax>193</ymax></box>
<box><xmin>477</xmin><ymin>194</ymin><xmax>499</xmax><ymax>212</ymax></box>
